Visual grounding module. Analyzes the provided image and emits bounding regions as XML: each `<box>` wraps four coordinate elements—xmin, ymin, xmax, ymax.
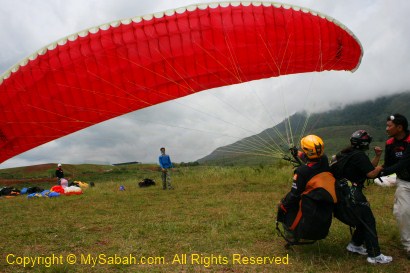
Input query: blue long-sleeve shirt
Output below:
<box><xmin>159</xmin><ymin>154</ymin><xmax>173</xmax><ymax>169</ymax></box>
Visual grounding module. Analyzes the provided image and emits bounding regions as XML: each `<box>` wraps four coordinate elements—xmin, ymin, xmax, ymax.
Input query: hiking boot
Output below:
<box><xmin>366</xmin><ymin>254</ymin><xmax>392</xmax><ymax>264</ymax></box>
<box><xmin>346</xmin><ymin>242</ymin><xmax>367</xmax><ymax>255</ymax></box>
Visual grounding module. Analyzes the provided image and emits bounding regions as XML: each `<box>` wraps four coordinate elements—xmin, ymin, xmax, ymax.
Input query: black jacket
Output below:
<box><xmin>55</xmin><ymin>168</ymin><xmax>64</xmax><ymax>179</ymax></box>
<box><xmin>282</xmin><ymin>155</ymin><xmax>330</xmax><ymax>210</ymax></box>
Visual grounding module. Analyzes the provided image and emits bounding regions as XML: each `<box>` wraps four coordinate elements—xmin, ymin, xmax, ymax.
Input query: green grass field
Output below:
<box><xmin>0</xmin><ymin>164</ymin><xmax>407</xmax><ymax>273</ymax></box>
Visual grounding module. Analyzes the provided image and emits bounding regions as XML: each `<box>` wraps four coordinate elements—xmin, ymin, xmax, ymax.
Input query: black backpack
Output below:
<box><xmin>26</xmin><ymin>186</ymin><xmax>45</xmax><ymax>194</ymax></box>
<box><xmin>276</xmin><ymin>172</ymin><xmax>337</xmax><ymax>246</ymax></box>
<box><xmin>333</xmin><ymin>178</ymin><xmax>360</xmax><ymax>227</ymax></box>
<box><xmin>0</xmin><ymin>187</ymin><xmax>20</xmax><ymax>196</ymax></box>
<box><xmin>138</xmin><ymin>178</ymin><xmax>156</xmax><ymax>188</ymax></box>
<box><xmin>330</xmin><ymin>150</ymin><xmax>360</xmax><ymax>180</ymax></box>
<box><xmin>330</xmin><ymin>150</ymin><xmax>362</xmax><ymax>227</ymax></box>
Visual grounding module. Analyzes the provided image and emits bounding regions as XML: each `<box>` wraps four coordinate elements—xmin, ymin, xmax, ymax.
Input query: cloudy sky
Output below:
<box><xmin>0</xmin><ymin>0</ymin><xmax>409</xmax><ymax>168</ymax></box>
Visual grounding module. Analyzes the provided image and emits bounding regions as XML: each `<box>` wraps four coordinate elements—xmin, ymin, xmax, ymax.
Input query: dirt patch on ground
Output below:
<box><xmin>0</xmin><ymin>178</ymin><xmax>55</xmax><ymax>186</ymax></box>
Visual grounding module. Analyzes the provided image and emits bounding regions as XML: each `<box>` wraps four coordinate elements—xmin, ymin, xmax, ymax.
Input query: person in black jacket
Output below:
<box><xmin>336</xmin><ymin>130</ymin><xmax>392</xmax><ymax>264</ymax></box>
<box><xmin>281</xmin><ymin>135</ymin><xmax>330</xmax><ymax>214</ymax></box>
<box><xmin>278</xmin><ymin>135</ymin><xmax>336</xmax><ymax>242</ymax></box>
<box><xmin>55</xmin><ymin>163</ymin><xmax>64</xmax><ymax>185</ymax></box>
<box><xmin>381</xmin><ymin>114</ymin><xmax>410</xmax><ymax>258</ymax></box>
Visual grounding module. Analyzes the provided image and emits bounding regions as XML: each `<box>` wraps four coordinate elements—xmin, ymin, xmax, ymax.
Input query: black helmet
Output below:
<box><xmin>350</xmin><ymin>130</ymin><xmax>372</xmax><ymax>150</ymax></box>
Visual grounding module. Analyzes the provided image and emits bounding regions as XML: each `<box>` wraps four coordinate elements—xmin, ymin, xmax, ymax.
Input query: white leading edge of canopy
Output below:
<box><xmin>0</xmin><ymin>1</ymin><xmax>363</xmax><ymax>85</ymax></box>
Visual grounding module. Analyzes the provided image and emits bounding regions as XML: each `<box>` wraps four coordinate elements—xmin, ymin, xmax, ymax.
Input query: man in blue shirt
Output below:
<box><xmin>159</xmin><ymin>147</ymin><xmax>174</xmax><ymax>190</ymax></box>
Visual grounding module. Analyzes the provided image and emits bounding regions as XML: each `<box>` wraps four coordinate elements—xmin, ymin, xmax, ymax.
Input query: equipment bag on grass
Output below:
<box><xmin>276</xmin><ymin>172</ymin><xmax>337</xmax><ymax>245</ymax></box>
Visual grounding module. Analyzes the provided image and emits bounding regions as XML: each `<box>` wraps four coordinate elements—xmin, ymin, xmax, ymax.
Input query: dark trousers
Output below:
<box><xmin>351</xmin><ymin>204</ymin><xmax>381</xmax><ymax>257</ymax></box>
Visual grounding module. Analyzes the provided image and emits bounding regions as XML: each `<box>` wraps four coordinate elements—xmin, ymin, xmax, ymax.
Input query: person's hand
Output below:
<box><xmin>374</xmin><ymin>165</ymin><xmax>383</xmax><ymax>174</ymax></box>
<box><xmin>374</xmin><ymin>146</ymin><xmax>383</xmax><ymax>157</ymax></box>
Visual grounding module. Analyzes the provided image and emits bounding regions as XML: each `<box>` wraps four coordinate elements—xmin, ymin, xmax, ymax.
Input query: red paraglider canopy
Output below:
<box><xmin>0</xmin><ymin>2</ymin><xmax>362</xmax><ymax>163</ymax></box>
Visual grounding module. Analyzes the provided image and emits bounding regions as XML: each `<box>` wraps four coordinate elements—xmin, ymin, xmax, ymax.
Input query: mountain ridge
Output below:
<box><xmin>198</xmin><ymin>91</ymin><xmax>410</xmax><ymax>165</ymax></box>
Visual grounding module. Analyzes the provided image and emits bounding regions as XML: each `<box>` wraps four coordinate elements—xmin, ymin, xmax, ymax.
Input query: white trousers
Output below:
<box><xmin>393</xmin><ymin>178</ymin><xmax>410</xmax><ymax>251</ymax></box>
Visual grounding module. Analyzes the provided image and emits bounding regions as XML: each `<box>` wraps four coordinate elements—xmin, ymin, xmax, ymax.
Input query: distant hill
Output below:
<box><xmin>0</xmin><ymin>163</ymin><xmax>161</xmax><ymax>186</ymax></box>
<box><xmin>198</xmin><ymin>91</ymin><xmax>410</xmax><ymax>165</ymax></box>
<box><xmin>0</xmin><ymin>163</ymin><xmax>111</xmax><ymax>180</ymax></box>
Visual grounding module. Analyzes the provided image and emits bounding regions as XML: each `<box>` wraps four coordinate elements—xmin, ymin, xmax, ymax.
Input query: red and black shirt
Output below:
<box><xmin>383</xmin><ymin>132</ymin><xmax>410</xmax><ymax>181</ymax></box>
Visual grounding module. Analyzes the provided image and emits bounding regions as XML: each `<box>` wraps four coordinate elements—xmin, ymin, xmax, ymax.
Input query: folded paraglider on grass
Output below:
<box><xmin>0</xmin><ymin>181</ymin><xmax>94</xmax><ymax>198</ymax></box>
